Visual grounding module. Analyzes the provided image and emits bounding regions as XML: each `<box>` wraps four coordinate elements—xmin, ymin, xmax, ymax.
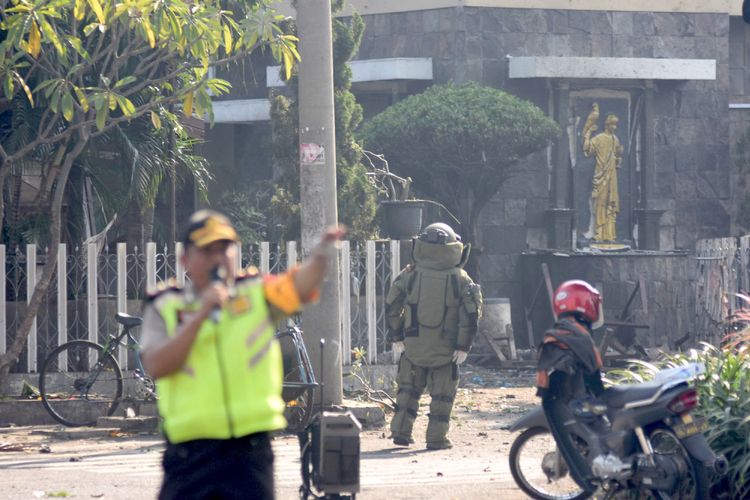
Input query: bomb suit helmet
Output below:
<box><xmin>412</xmin><ymin>223</ymin><xmax>469</xmax><ymax>269</ymax></box>
<box><xmin>418</xmin><ymin>223</ymin><xmax>461</xmax><ymax>244</ymax></box>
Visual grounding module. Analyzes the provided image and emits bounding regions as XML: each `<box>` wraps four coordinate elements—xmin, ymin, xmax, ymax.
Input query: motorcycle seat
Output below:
<box><xmin>605</xmin><ymin>380</ymin><xmax>668</xmax><ymax>408</ymax></box>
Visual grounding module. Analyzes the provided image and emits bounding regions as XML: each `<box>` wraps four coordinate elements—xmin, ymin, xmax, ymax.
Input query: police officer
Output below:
<box><xmin>386</xmin><ymin>223</ymin><xmax>483</xmax><ymax>450</ymax></box>
<box><xmin>140</xmin><ymin>210</ymin><xmax>344</xmax><ymax>500</ymax></box>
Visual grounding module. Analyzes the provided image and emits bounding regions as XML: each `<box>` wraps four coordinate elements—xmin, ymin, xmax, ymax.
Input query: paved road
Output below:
<box><xmin>0</xmin><ymin>432</ymin><xmax>526</xmax><ymax>499</ymax></box>
<box><xmin>1</xmin><ymin>384</ymin><xmax>539</xmax><ymax>498</ymax></box>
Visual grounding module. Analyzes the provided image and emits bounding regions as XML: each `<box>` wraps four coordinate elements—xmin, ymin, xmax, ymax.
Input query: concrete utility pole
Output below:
<box><xmin>297</xmin><ymin>0</ymin><xmax>342</xmax><ymax>406</ymax></box>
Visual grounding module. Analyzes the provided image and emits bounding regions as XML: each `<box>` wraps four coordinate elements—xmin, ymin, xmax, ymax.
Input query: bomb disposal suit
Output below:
<box><xmin>386</xmin><ymin>223</ymin><xmax>482</xmax><ymax>450</ymax></box>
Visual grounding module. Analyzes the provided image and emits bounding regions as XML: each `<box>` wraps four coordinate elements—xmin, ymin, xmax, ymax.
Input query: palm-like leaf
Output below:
<box><xmin>4</xmin><ymin>99</ymin><xmax>211</xmax><ymax>246</ymax></box>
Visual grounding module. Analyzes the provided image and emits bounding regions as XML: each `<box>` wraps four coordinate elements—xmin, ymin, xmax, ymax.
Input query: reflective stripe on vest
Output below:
<box><xmin>154</xmin><ymin>278</ymin><xmax>286</xmax><ymax>443</ymax></box>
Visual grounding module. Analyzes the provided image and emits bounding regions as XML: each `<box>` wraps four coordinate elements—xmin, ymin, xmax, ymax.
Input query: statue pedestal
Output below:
<box><xmin>634</xmin><ymin>209</ymin><xmax>665</xmax><ymax>250</ymax></box>
<box><xmin>547</xmin><ymin>209</ymin><xmax>575</xmax><ymax>250</ymax></box>
<box><xmin>589</xmin><ymin>242</ymin><xmax>631</xmax><ymax>252</ymax></box>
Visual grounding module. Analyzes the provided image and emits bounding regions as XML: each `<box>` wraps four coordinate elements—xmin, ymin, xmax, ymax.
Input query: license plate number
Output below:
<box><xmin>672</xmin><ymin>417</ymin><xmax>709</xmax><ymax>439</ymax></box>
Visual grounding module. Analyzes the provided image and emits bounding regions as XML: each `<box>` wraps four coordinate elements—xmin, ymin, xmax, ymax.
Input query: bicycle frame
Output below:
<box><xmin>112</xmin><ymin>314</ymin><xmax>156</xmax><ymax>400</ymax></box>
<box><xmin>77</xmin><ymin>315</ymin><xmax>156</xmax><ymax>400</ymax></box>
<box><xmin>277</xmin><ymin>324</ymin><xmax>318</xmax><ymax>402</ymax></box>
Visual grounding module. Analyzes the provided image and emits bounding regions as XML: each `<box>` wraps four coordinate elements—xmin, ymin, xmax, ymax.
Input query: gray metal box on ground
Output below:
<box><xmin>312</xmin><ymin>411</ymin><xmax>362</xmax><ymax>494</ymax></box>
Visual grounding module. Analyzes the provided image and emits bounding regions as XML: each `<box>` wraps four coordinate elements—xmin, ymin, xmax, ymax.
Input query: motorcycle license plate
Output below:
<box><xmin>672</xmin><ymin>416</ymin><xmax>709</xmax><ymax>439</ymax></box>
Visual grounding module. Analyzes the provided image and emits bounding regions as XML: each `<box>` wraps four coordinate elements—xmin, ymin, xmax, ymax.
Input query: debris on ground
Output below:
<box><xmin>20</xmin><ymin>380</ymin><xmax>40</xmax><ymax>398</ymax></box>
<box><xmin>0</xmin><ymin>441</ymin><xmax>25</xmax><ymax>451</ymax></box>
<box><xmin>460</xmin><ymin>366</ymin><xmax>536</xmax><ymax>388</ymax></box>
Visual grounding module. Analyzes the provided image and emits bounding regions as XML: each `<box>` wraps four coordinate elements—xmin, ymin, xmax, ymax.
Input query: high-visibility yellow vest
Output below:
<box><xmin>152</xmin><ymin>276</ymin><xmax>286</xmax><ymax>443</ymax></box>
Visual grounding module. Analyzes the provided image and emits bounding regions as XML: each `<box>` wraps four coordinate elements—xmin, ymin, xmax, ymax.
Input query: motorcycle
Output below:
<box><xmin>509</xmin><ymin>362</ymin><xmax>727</xmax><ymax>499</ymax></box>
<box><xmin>508</xmin><ymin>409</ymin><xmax>587</xmax><ymax>500</ymax></box>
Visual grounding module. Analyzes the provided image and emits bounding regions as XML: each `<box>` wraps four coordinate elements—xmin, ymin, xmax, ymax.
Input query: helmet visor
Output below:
<box><xmin>591</xmin><ymin>302</ymin><xmax>604</xmax><ymax>330</ymax></box>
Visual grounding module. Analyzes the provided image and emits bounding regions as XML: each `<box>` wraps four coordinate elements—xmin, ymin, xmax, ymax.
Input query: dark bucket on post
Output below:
<box><xmin>380</xmin><ymin>200</ymin><xmax>424</xmax><ymax>240</ymax></box>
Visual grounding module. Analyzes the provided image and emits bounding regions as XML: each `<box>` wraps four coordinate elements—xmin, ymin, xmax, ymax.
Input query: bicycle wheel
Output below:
<box><xmin>39</xmin><ymin>340</ymin><xmax>123</xmax><ymax>427</ymax></box>
<box><xmin>284</xmin><ymin>385</ymin><xmax>315</xmax><ymax>434</ymax></box>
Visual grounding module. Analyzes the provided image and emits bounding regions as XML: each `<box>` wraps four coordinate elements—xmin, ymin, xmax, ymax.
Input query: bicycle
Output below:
<box><xmin>277</xmin><ymin>323</ymin><xmax>318</xmax><ymax>434</ymax></box>
<box><xmin>38</xmin><ymin>313</ymin><xmax>155</xmax><ymax>427</ymax></box>
<box><xmin>39</xmin><ymin>313</ymin><xmax>317</xmax><ymax>430</ymax></box>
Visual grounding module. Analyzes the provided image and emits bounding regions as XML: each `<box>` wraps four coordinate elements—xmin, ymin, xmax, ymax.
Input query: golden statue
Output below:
<box><xmin>582</xmin><ymin>103</ymin><xmax>624</xmax><ymax>242</ymax></box>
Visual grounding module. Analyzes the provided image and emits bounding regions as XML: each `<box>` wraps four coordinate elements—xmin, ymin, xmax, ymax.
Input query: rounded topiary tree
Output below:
<box><xmin>360</xmin><ymin>82</ymin><xmax>559</xmax><ymax>277</ymax></box>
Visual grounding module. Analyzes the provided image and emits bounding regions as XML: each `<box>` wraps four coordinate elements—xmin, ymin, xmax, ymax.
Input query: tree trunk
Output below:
<box><xmin>0</xmin><ymin>168</ymin><xmax>9</xmax><ymax>244</ymax></box>
<box><xmin>462</xmin><ymin>208</ymin><xmax>481</xmax><ymax>280</ymax></box>
<box><xmin>0</xmin><ymin>132</ymin><xmax>89</xmax><ymax>379</ymax></box>
<box><xmin>141</xmin><ymin>205</ymin><xmax>155</xmax><ymax>250</ymax></box>
<box><xmin>459</xmin><ymin>181</ymin><xmax>501</xmax><ymax>283</ymax></box>
<box><xmin>9</xmin><ymin>170</ymin><xmax>22</xmax><ymax>247</ymax></box>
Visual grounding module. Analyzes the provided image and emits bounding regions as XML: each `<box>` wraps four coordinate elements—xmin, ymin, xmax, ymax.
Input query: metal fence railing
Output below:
<box><xmin>0</xmin><ymin>240</ymin><xmax>401</xmax><ymax>373</ymax></box>
<box><xmin>694</xmin><ymin>236</ymin><xmax>749</xmax><ymax>345</ymax></box>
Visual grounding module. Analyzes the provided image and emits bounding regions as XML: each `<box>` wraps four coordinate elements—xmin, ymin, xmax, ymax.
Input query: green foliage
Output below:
<box><xmin>359</xmin><ymin>82</ymin><xmax>559</xmax><ymax>249</ymax></box>
<box><xmin>344</xmin><ymin>345</ymin><xmax>397</xmax><ymax>410</ymax></box>
<box><xmin>0</xmin><ymin>0</ymin><xmax>297</xmax><ymax>245</ymax></box>
<box><xmin>1</xmin><ymin>98</ymin><xmax>213</xmax><ymax>246</ymax></box>
<box><xmin>91</xmin><ymin>117</ymin><xmax>212</xmax><ymax>208</ymax></box>
<box><xmin>269</xmin><ymin>1</ymin><xmax>378</xmax><ymax>242</ymax></box>
<box><xmin>1</xmin><ymin>0</ymin><xmax>297</xmax><ymax>136</ymax></box>
<box><xmin>0</xmin><ymin>0</ymin><xmax>298</xmax><ymax>187</ymax></box>
<box><xmin>269</xmin><ymin>91</ymin><xmax>302</xmax><ymax>239</ymax></box>
<box><xmin>16</xmin><ymin>213</ymin><xmax>51</xmax><ymax>247</ymax></box>
<box><xmin>212</xmin><ymin>182</ymin><xmax>275</xmax><ymax>244</ymax></box>
<box><xmin>606</xmin><ymin>346</ymin><xmax>750</xmax><ymax>498</ymax></box>
<box><xmin>0</xmin><ymin>0</ymin><xmax>300</xmax><ymax>376</ymax></box>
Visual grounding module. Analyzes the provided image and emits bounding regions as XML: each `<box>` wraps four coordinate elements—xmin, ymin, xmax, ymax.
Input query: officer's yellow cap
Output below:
<box><xmin>182</xmin><ymin>210</ymin><xmax>239</xmax><ymax>248</ymax></box>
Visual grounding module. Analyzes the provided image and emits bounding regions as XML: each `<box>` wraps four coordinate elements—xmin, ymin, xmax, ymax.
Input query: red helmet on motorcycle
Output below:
<box><xmin>553</xmin><ymin>280</ymin><xmax>604</xmax><ymax>329</ymax></box>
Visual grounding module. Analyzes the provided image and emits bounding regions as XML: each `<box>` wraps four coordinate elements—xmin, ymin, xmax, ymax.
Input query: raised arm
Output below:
<box><xmin>293</xmin><ymin>226</ymin><xmax>347</xmax><ymax>301</ymax></box>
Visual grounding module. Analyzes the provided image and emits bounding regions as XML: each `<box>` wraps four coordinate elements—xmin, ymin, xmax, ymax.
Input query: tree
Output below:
<box><xmin>2</xmin><ymin>95</ymin><xmax>213</xmax><ymax>249</ymax></box>
<box><xmin>270</xmin><ymin>0</ymin><xmax>378</xmax><ymax>242</ymax></box>
<box><xmin>359</xmin><ymin>82</ymin><xmax>559</xmax><ymax>277</ymax></box>
<box><xmin>0</xmin><ymin>0</ymin><xmax>299</xmax><ymax>376</ymax></box>
<box><xmin>82</xmin><ymin>115</ymin><xmax>214</xmax><ymax>249</ymax></box>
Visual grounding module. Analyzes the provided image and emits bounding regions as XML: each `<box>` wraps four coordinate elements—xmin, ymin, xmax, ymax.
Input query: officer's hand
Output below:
<box><xmin>452</xmin><ymin>350</ymin><xmax>468</xmax><ymax>365</ymax></box>
<box><xmin>392</xmin><ymin>341</ymin><xmax>405</xmax><ymax>356</ymax></box>
<box><xmin>312</xmin><ymin>225</ymin><xmax>347</xmax><ymax>259</ymax></box>
<box><xmin>200</xmin><ymin>282</ymin><xmax>230</xmax><ymax>316</ymax></box>
<box><xmin>320</xmin><ymin>225</ymin><xmax>347</xmax><ymax>244</ymax></box>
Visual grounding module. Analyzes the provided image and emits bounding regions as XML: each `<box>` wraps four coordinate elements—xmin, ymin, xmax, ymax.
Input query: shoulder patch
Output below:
<box><xmin>146</xmin><ymin>278</ymin><xmax>182</xmax><ymax>302</ymax></box>
<box><xmin>236</xmin><ymin>265</ymin><xmax>261</xmax><ymax>283</ymax></box>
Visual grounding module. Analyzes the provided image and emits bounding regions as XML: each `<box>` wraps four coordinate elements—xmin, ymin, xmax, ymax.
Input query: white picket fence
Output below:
<box><xmin>0</xmin><ymin>240</ymin><xmax>401</xmax><ymax>373</ymax></box>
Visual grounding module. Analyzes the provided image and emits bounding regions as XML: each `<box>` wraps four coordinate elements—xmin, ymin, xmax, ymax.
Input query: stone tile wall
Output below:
<box><xmin>729</xmin><ymin>17</ymin><xmax>750</xmax><ymax>235</ymax></box>
<box><xmin>520</xmin><ymin>252</ymin><xmax>695</xmax><ymax>350</ymax></box>
<box><xmin>356</xmin><ymin>8</ymin><xmax>731</xmax><ymax>315</ymax></box>
<box><xmin>208</xmin><ymin>7</ymin><xmax>735</xmax><ymax>346</ymax></box>
<box><xmin>729</xmin><ymin>16</ymin><xmax>750</xmax><ymax>101</ymax></box>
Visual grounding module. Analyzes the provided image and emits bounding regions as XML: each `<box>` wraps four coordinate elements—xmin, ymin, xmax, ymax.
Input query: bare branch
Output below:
<box><xmin>99</xmin><ymin>22</ymin><xmax>125</xmax><ymax>79</ymax></box>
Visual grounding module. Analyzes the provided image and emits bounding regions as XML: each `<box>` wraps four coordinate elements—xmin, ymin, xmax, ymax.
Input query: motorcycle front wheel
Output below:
<box><xmin>509</xmin><ymin>426</ymin><xmax>589</xmax><ymax>500</ymax></box>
